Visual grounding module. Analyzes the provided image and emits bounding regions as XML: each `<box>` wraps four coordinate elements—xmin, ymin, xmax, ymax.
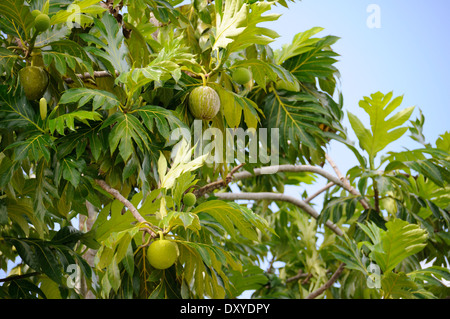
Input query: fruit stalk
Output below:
<box><xmin>25</xmin><ymin>30</ymin><xmax>39</xmax><ymax>60</ymax></box>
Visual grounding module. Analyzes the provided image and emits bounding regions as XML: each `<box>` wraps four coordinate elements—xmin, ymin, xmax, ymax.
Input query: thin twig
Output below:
<box><xmin>305</xmin><ymin>263</ymin><xmax>346</xmax><ymax>299</ymax></box>
<box><xmin>301</xmin><ymin>273</ymin><xmax>313</xmax><ymax>285</ymax></box>
<box><xmin>286</xmin><ymin>270</ymin><xmax>309</xmax><ymax>283</ymax></box>
<box><xmin>325</xmin><ymin>154</ymin><xmax>372</xmax><ymax>210</ymax></box>
<box><xmin>214</xmin><ymin>192</ymin><xmax>344</xmax><ymax>236</ymax></box>
<box><xmin>94</xmin><ymin>179</ymin><xmax>157</xmax><ymax>238</ymax></box>
<box><xmin>325</xmin><ymin>153</ymin><xmax>346</xmax><ymax>183</ymax></box>
<box><xmin>228</xmin><ymin>163</ymin><xmax>245</xmax><ymax>179</ymax></box>
<box><xmin>193</xmin><ymin>163</ymin><xmax>245</xmax><ymax>198</ymax></box>
<box><xmin>304</xmin><ymin>182</ymin><xmax>335</xmax><ymax>204</ymax></box>
<box><xmin>266</xmin><ymin>257</ymin><xmax>276</xmax><ymax>274</ymax></box>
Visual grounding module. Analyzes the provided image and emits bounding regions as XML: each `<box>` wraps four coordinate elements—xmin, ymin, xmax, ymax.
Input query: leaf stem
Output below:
<box><xmin>200</xmin><ymin>73</ymin><xmax>207</xmax><ymax>86</ymax></box>
<box><xmin>373</xmin><ymin>179</ymin><xmax>380</xmax><ymax>212</ymax></box>
<box><xmin>25</xmin><ymin>30</ymin><xmax>39</xmax><ymax>60</ymax></box>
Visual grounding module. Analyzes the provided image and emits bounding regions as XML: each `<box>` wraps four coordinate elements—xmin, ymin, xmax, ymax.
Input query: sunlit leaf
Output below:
<box><xmin>348</xmin><ymin>92</ymin><xmax>414</xmax><ymax>159</ymax></box>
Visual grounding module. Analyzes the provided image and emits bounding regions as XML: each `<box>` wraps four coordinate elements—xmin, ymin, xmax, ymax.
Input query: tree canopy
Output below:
<box><xmin>0</xmin><ymin>0</ymin><xmax>449</xmax><ymax>299</ymax></box>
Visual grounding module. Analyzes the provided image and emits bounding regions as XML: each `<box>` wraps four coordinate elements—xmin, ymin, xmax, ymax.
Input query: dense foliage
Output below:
<box><xmin>0</xmin><ymin>0</ymin><xmax>449</xmax><ymax>299</ymax></box>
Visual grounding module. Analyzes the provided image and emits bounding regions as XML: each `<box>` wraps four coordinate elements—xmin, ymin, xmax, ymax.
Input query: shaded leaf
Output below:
<box><xmin>0</xmin><ymin>0</ymin><xmax>34</xmax><ymax>39</ymax></box>
<box><xmin>59</xmin><ymin>88</ymin><xmax>121</xmax><ymax>111</ymax></box>
<box><xmin>42</xmin><ymin>40</ymin><xmax>94</xmax><ymax>77</ymax></box>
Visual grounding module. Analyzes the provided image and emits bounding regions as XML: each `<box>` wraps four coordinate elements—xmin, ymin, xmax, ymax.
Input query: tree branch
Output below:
<box><xmin>305</xmin><ymin>263</ymin><xmax>346</xmax><ymax>299</ymax></box>
<box><xmin>304</xmin><ymin>182</ymin><xmax>335</xmax><ymax>204</ymax></box>
<box><xmin>79</xmin><ymin>201</ymin><xmax>97</xmax><ymax>299</ymax></box>
<box><xmin>325</xmin><ymin>154</ymin><xmax>372</xmax><ymax>210</ymax></box>
<box><xmin>193</xmin><ymin>163</ymin><xmax>245</xmax><ymax>197</ymax></box>
<box><xmin>233</xmin><ymin>165</ymin><xmax>347</xmax><ymax>187</ymax></box>
<box><xmin>374</xmin><ymin>181</ymin><xmax>380</xmax><ymax>212</ymax></box>
<box><xmin>0</xmin><ymin>272</ymin><xmax>40</xmax><ymax>283</ymax></box>
<box><xmin>214</xmin><ymin>192</ymin><xmax>344</xmax><ymax>236</ymax></box>
<box><xmin>94</xmin><ymin>179</ymin><xmax>157</xmax><ymax>238</ymax></box>
<box><xmin>286</xmin><ymin>269</ymin><xmax>310</xmax><ymax>283</ymax></box>
<box><xmin>195</xmin><ymin>164</ymin><xmax>349</xmax><ymax>198</ymax></box>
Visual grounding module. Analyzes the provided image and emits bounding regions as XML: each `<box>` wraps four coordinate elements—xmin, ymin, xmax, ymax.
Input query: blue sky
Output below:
<box><xmin>267</xmin><ymin>0</ymin><xmax>450</xmax><ymax>174</ymax></box>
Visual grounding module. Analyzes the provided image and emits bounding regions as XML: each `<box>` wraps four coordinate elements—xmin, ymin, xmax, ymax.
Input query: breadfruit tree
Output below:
<box><xmin>0</xmin><ymin>0</ymin><xmax>449</xmax><ymax>299</ymax></box>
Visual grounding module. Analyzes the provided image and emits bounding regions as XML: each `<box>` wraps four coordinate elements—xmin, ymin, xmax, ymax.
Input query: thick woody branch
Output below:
<box><xmin>232</xmin><ymin>165</ymin><xmax>347</xmax><ymax>188</ymax></box>
<box><xmin>305</xmin><ymin>263</ymin><xmax>346</xmax><ymax>299</ymax></box>
<box><xmin>195</xmin><ymin>164</ymin><xmax>348</xmax><ymax>198</ymax></box>
<box><xmin>94</xmin><ymin>179</ymin><xmax>157</xmax><ymax>238</ymax></box>
<box><xmin>214</xmin><ymin>192</ymin><xmax>344</xmax><ymax>236</ymax></box>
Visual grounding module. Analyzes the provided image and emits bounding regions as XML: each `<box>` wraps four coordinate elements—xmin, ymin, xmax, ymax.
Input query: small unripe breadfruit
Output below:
<box><xmin>39</xmin><ymin>97</ymin><xmax>47</xmax><ymax>120</ymax></box>
<box><xmin>183</xmin><ymin>193</ymin><xmax>197</xmax><ymax>207</ymax></box>
<box><xmin>31</xmin><ymin>10</ymin><xmax>41</xmax><ymax>18</ymax></box>
<box><xmin>34</xmin><ymin>13</ymin><xmax>50</xmax><ymax>33</ymax></box>
<box><xmin>232</xmin><ymin>67</ymin><xmax>252</xmax><ymax>85</ymax></box>
<box><xmin>147</xmin><ymin>240</ymin><xmax>179</xmax><ymax>270</ymax></box>
<box><xmin>188</xmin><ymin>86</ymin><xmax>220</xmax><ymax>120</ymax></box>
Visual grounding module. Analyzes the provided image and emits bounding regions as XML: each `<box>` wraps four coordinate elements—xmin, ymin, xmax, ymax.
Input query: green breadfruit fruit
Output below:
<box><xmin>34</xmin><ymin>13</ymin><xmax>50</xmax><ymax>33</ymax></box>
<box><xmin>31</xmin><ymin>10</ymin><xmax>41</xmax><ymax>18</ymax></box>
<box><xmin>183</xmin><ymin>192</ymin><xmax>197</xmax><ymax>207</ymax></box>
<box><xmin>18</xmin><ymin>66</ymin><xmax>49</xmax><ymax>100</ymax></box>
<box><xmin>232</xmin><ymin>67</ymin><xmax>252</xmax><ymax>85</ymax></box>
<box><xmin>188</xmin><ymin>86</ymin><xmax>220</xmax><ymax>120</ymax></box>
<box><xmin>147</xmin><ymin>240</ymin><xmax>179</xmax><ymax>270</ymax></box>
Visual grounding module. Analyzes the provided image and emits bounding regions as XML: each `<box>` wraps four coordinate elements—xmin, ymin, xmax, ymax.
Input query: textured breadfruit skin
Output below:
<box><xmin>232</xmin><ymin>67</ymin><xmax>252</xmax><ymax>85</ymax></box>
<box><xmin>34</xmin><ymin>13</ymin><xmax>50</xmax><ymax>32</ymax></box>
<box><xmin>31</xmin><ymin>10</ymin><xmax>41</xmax><ymax>18</ymax></box>
<box><xmin>147</xmin><ymin>240</ymin><xmax>179</xmax><ymax>270</ymax></box>
<box><xmin>188</xmin><ymin>86</ymin><xmax>221</xmax><ymax>120</ymax></box>
<box><xmin>18</xmin><ymin>66</ymin><xmax>49</xmax><ymax>100</ymax></box>
<box><xmin>183</xmin><ymin>192</ymin><xmax>197</xmax><ymax>207</ymax></box>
